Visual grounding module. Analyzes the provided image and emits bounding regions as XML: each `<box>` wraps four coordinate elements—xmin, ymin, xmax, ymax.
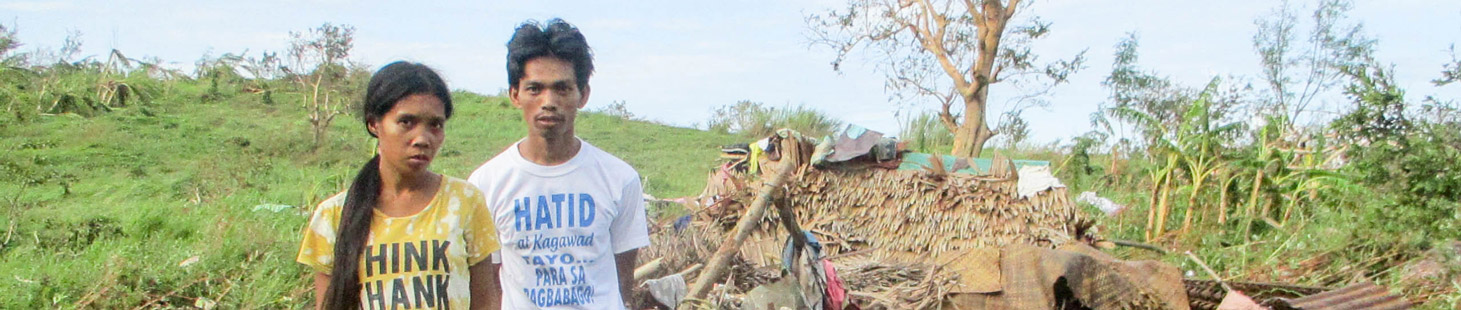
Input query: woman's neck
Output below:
<box><xmin>381</xmin><ymin>170</ymin><xmax>436</xmax><ymax>193</ymax></box>
<box><xmin>376</xmin><ymin>164</ymin><xmax>440</xmax><ymax>216</ymax></box>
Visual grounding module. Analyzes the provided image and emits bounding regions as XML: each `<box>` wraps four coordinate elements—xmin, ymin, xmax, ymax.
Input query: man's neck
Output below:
<box><xmin>519</xmin><ymin>133</ymin><xmax>581</xmax><ymax>166</ymax></box>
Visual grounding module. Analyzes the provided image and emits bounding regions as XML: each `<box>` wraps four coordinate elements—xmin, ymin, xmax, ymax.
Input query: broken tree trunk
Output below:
<box><xmin>682</xmin><ymin>158</ymin><xmax>798</xmax><ymax>306</ymax></box>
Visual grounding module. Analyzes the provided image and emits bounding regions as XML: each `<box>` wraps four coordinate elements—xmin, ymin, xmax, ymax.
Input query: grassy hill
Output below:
<box><xmin>3</xmin><ymin>74</ymin><xmax>1459</xmax><ymax>310</ymax></box>
<box><xmin>0</xmin><ymin>87</ymin><xmax>737</xmax><ymax>308</ymax></box>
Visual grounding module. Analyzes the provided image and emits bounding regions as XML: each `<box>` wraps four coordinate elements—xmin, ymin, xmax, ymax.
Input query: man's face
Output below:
<box><xmin>510</xmin><ymin>56</ymin><xmax>589</xmax><ymax>139</ymax></box>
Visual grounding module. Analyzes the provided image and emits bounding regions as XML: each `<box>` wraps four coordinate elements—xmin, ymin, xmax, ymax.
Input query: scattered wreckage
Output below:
<box><xmin>633</xmin><ymin>127</ymin><xmax>1410</xmax><ymax>310</ymax></box>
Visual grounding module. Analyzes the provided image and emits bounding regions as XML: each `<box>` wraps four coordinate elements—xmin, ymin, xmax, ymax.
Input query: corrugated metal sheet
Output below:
<box><xmin>1270</xmin><ymin>282</ymin><xmax>1411</xmax><ymax>310</ymax></box>
<box><xmin>1185</xmin><ymin>279</ymin><xmax>1331</xmax><ymax>310</ymax></box>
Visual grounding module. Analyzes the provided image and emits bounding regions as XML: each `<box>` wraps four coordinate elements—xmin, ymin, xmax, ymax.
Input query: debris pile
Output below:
<box><xmin>635</xmin><ymin>127</ymin><xmax>1412</xmax><ymax>310</ymax></box>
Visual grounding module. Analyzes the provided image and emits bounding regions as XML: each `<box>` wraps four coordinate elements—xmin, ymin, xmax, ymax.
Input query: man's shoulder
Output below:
<box><xmin>478</xmin><ymin>150</ymin><xmax>521</xmax><ymax>170</ymax></box>
<box><xmin>579</xmin><ymin>140</ymin><xmax>639</xmax><ymax>177</ymax></box>
<box><xmin>467</xmin><ymin>144</ymin><xmax>523</xmax><ymax>184</ymax></box>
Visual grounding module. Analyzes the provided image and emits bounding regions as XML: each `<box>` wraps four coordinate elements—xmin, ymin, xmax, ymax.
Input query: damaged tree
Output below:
<box><xmin>808</xmin><ymin>0</ymin><xmax>1085</xmax><ymax>157</ymax></box>
<box><xmin>284</xmin><ymin>23</ymin><xmax>355</xmax><ymax>149</ymax></box>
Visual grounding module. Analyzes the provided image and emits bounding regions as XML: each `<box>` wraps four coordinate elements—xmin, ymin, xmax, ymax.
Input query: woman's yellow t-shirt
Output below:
<box><xmin>297</xmin><ymin>176</ymin><xmax>499</xmax><ymax>310</ymax></box>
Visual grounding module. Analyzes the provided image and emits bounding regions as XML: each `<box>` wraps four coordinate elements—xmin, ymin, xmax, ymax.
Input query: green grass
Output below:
<box><xmin>1053</xmin><ymin>149</ymin><xmax>1461</xmax><ymax>310</ymax></box>
<box><xmin>4</xmin><ymin>76</ymin><xmax>1456</xmax><ymax>309</ymax></box>
<box><xmin>0</xmin><ymin>84</ymin><xmax>736</xmax><ymax>308</ymax></box>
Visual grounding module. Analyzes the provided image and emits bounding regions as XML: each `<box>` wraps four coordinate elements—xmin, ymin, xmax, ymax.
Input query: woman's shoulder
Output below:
<box><xmin>315</xmin><ymin>191</ymin><xmax>350</xmax><ymax>213</ymax></box>
<box><xmin>442</xmin><ymin>175</ymin><xmax>485</xmax><ymax>200</ymax></box>
<box><xmin>304</xmin><ymin>190</ymin><xmax>349</xmax><ymax>230</ymax></box>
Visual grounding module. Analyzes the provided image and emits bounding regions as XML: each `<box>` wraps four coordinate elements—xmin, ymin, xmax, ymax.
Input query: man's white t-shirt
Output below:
<box><xmin>467</xmin><ymin>138</ymin><xmax>651</xmax><ymax>309</ymax></box>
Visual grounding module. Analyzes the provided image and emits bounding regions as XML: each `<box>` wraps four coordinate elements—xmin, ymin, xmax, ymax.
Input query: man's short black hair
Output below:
<box><xmin>506</xmin><ymin>18</ymin><xmax>594</xmax><ymax>92</ymax></box>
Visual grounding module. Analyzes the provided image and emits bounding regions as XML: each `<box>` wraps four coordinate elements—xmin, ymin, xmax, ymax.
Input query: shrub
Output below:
<box><xmin>707</xmin><ymin>100</ymin><xmax>842</xmax><ymax>138</ymax></box>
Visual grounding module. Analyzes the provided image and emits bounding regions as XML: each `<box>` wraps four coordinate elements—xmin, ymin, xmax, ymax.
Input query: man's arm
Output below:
<box><xmin>616</xmin><ymin>249</ymin><xmax>639</xmax><ymax>308</ymax></box>
<box><xmin>611</xmin><ymin>174</ymin><xmax>650</xmax><ymax>308</ymax></box>
<box><xmin>470</xmin><ymin>262</ymin><xmax>501</xmax><ymax>310</ymax></box>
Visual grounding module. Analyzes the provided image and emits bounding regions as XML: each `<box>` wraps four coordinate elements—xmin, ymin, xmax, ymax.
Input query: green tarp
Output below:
<box><xmin>896</xmin><ymin>153</ymin><xmax>1050</xmax><ymax>175</ymax></box>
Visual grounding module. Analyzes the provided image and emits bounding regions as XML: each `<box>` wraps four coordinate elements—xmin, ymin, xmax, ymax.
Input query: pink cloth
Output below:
<box><xmin>823</xmin><ymin>259</ymin><xmax>846</xmax><ymax>310</ymax></box>
<box><xmin>1217</xmin><ymin>290</ymin><xmax>1267</xmax><ymax>310</ymax></box>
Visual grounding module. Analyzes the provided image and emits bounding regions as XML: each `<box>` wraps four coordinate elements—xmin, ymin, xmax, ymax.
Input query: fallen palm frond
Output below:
<box><xmin>834</xmin><ymin>257</ymin><xmax>957</xmax><ymax>310</ymax></box>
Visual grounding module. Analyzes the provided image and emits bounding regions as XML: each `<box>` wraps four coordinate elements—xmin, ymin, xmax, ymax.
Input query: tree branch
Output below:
<box><xmin>939</xmin><ymin>94</ymin><xmax>960</xmax><ymax>133</ymax></box>
<box><xmin>964</xmin><ymin>0</ymin><xmax>983</xmax><ymax>28</ymax></box>
<box><xmin>910</xmin><ymin>0</ymin><xmax>972</xmax><ymax>94</ymax></box>
<box><xmin>1003</xmin><ymin>0</ymin><xmax>1021</xmax><ymax>19</ymax></box>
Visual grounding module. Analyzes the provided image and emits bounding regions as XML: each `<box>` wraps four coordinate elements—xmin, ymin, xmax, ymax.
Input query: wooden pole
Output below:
<box><xmin>1111</xmin><ymin>239</ymin><xmax>1170</xmax><ymax>255</ymax></box>
<box><xmin>776</xmin><ymin>194</ymin><xmax>809</xmax><ymax>254</ymax></box>
<box><xmin>681</xmin><ymin>158</ymin><xmax>798</xmax><ymax>306</ymax></box>
<box><xmin>633</xmin><ymin>257</ymin><xmax>665</xmax><ymax>282</ymax></box>
<box><xmin>677</xmin><ymin>264</ymin><xmax>704</xmax><ymax>278</ymax></box>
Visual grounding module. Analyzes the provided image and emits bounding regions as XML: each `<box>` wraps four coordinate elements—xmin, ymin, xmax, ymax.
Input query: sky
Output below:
<box><xmin>3</xmin><ymin>0</ymin><xmax>1459</xmax><ymax>144</ymax></box>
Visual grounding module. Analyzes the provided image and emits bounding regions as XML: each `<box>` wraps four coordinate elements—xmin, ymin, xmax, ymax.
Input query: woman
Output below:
<box><xmin>297</xmin><ymin>61</ymin><xmax>499</xmax><ymax>310</ymax></box>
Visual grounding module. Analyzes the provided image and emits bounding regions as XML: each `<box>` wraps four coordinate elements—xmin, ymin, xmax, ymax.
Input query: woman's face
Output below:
<box><xmin>369</xmin><ymin>93</ymin><xmax>447</xmax><ymax>177</ymax></box>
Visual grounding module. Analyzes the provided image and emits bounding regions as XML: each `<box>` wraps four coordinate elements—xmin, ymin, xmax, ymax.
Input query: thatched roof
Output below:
<box><xmin>697</xmin><ymin>130</ymin><xmax>1087</xmax><ymax>269</ymax></box>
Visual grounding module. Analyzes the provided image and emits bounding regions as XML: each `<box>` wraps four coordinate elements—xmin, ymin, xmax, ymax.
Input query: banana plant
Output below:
<box><xmin>1107</xmin><ymin>103</ymin><xmax>1176</xmax><ymax>242</ymax></box>
<box><xmin>1231</xmin><ymin>114</ymin><xmax>1286</xmax><ymax>241</ymax></box>
<box><xmin>1174</xmin><ymin>80</ymin><xmax>1243</xmax><ymax>239</ymax></box>
<box><xmin>1265</xmin><ymin>133</ymin><xmax>1362</xmax><ymax>227</ymax></box>
<box><xmin>1109</xmin><ymin>77</ymin><xmax>1241</xmax><ymax>242</ymax></box>
<box><xmin>1215</xmin><ymin>166</ymin><xmax>1239</xmax><ymax>224</ymax></box>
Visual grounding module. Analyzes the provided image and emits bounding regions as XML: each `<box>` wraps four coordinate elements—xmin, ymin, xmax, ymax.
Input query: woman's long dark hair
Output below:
<box><xmin>323</xmin><ymin>61</ymin><xmax>452</xmax><ymax>310</ymax></box>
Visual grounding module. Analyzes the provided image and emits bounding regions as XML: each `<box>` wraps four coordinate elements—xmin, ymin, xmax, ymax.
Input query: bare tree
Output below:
<box><xmin>1252</xmin><ymin>0</ymin><xmax>1375</xmax><ymax>131</ymax></box>
<box><xmin>283</xmin><ymin>23</ymin><xmax>355</xmax><ymax>148</ymax></box>
<box><xmin>809</xmin><ymin>0</ymin><xmax>1084</xmax><ymax>157</ymax></box>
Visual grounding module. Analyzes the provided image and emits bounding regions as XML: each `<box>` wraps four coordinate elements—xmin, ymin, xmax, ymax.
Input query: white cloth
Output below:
<box><xmin>1076</xmin><ymin>191</ymin><xmax>1127</xmax><ymax>215</ymax></box>
<box><xmin>1015</xmin><ymin>165</ymin><xmax>1066</xmax><ymax>198</ymax></box>
<box><xmin>468</xmin><ymin>138</ymin><xmax>651</xmax><ymax>310</ymax></box>
<box><xmin>642</xmin><ymin>274</ymin><xmax>687</xmax><ymax>307</ymax></box>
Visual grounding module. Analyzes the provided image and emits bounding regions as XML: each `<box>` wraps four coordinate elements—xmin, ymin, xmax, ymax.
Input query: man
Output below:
<box><xmin>468</xmin><ymin>19</ymin><xmax>650</xmax><ymax>310</ymax></box>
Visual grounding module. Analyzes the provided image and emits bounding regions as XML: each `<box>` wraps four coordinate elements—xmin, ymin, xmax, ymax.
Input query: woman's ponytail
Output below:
<box><xmin>322</xmin><ymin>154</ymin><xmax>381</xmax><ymax>310</ymax></box>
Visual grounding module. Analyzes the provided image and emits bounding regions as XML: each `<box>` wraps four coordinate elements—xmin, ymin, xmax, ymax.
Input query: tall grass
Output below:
<box><xmin>899</xmin><ymin>111</ymin><xmax>953</xmax><ymax>154</ymax></box>
<box><xmin>707</xmin><ymin>100</ymin><xmax>842</xmax><ymax>138</ymax></box>
<box><xmin>0</xmin><ymin>74</ymin><xmax>736</xmax><ymax>307</ymax></box>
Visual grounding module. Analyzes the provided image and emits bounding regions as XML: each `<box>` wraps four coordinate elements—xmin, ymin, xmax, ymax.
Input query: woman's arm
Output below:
<box><xmin>312</xmin><ymin>272</ymin><xmax>330</xmax><ymax>310</ymax></box>
<box><xmin>470</xmin><ymin>262</ymin><xmax>501</xmax><ymax>310</ymax></box>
